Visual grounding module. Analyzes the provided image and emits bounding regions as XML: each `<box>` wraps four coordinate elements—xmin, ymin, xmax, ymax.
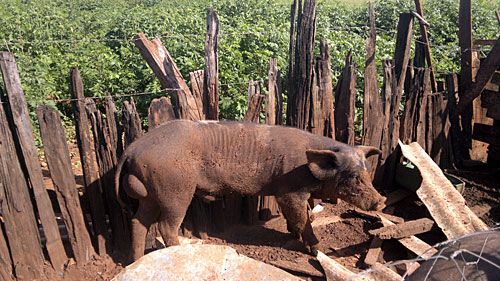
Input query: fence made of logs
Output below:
<box><xmin>0</xmin><ymin>0</ymin><xmax>498</xmax><ymax>280</ymax></box>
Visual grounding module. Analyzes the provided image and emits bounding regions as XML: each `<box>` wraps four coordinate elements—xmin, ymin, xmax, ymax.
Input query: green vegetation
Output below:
<box><xmin>0</xmin><ymin>0</ymin><xmax>498</xmax><ymax>123</ymax></box>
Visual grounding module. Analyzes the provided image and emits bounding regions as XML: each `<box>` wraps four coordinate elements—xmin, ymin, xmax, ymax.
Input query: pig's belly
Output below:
<box><xmin>199</xmin><ymin>160</ymin><xmax>269</xmax><ymax>195</ymax></box>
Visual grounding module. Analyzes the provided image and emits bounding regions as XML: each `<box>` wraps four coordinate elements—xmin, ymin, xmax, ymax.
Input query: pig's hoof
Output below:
<box><xmin>309</xmin><ymin>244</ymin><xmax>319</xmax><ymax>256</ymax></box>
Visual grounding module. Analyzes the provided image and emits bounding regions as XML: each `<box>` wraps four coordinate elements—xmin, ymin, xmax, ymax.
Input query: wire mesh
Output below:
<box><xmin>354</xmin><ymin>227</ymin><xmax>500</xmax><ymax>281</ymax></box>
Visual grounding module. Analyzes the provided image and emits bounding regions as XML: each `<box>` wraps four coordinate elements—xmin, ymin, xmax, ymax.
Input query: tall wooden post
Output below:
<box><xmin>414</xmin><ymin>0</ymin><xmax>437</xmax><ymax>92</ymax></box>
<box><xmin>203</xmin><ymin>9</ymin><xmax>219</xmax><ymax>120</ymax></box>
<box><xmin>287</xmin><ymin>0</ymin><xmax>317</xmax><ymax>130</ymax></box>
<box><xmin>362</xmin><ymin>2</ymin><xmax>382</xmax><ymax>175</ymax></box>
<box><xmin>0</xmin><ymin>51</ymin><xmax>65</xmax><ymax>272</ymax></box>
<box><xmin>458</xmin><ymin>0</ymin><xmax>473</xmax><ymax>161</ymax></box>
<box><xmin>0</xmin><ymin>95</ymin><xmax>45</xmax><ymax>279</ymax></box>
<box><xmin>70</xmin><ymin>68</ymin><xmax>108</xmax><ymax>256</ymax></box>
<box><xmin>260</xmin><ymin>59</ymin><xmax>282</xmax><ymax>221</ymax></box>
<box><xmin>37</xmin><ymin>106</ymin><xmax>95</xmax><ymax>265</ymax></box>
<box><xmin>334</xmin><ymin>51</ymin><xmax>357</xmax><ymax>145</ymax></box>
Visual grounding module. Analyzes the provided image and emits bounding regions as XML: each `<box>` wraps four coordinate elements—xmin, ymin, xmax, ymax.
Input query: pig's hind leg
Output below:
<box><xmin>157</xmin><ymin>181</ymin><xmax>197</xmax><ymax>248</ymax></box>
<box><xmin>130</xmin><ymin>199</ymin><xmax>160</xmax><ymax>261</ymax></box>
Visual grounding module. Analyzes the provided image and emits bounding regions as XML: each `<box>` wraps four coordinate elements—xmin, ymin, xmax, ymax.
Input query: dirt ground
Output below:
<box><xmin>41</xmin><ymin>145</ymin><xmax>499</xmax><ymax>280</ymax></box>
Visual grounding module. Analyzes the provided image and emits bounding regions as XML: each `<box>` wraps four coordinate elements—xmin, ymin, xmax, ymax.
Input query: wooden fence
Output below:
<box><xmin>0</xmin><ymin>0</ymin><xmax>496</xmax><ymax>280</ymax></box>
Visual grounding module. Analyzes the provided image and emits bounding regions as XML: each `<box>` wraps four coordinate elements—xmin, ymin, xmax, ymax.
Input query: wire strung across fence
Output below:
<box><xmin>0</xmin><ymin>23</ymin><xmax>468</xmax><ymax>55</ymax></box>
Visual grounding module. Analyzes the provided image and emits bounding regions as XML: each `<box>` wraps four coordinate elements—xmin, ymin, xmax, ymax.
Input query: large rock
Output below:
<box><xmin>112</xmin><ymin>244</ymin><xmax>302</xmax><ymax>281</ymax></box>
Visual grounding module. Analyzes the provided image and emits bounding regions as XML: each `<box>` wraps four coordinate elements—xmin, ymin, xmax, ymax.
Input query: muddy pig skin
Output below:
<box><xmin>115</xmin><ymin>120</ymin><xmax>386</xmax><ymax>261</ymax></box>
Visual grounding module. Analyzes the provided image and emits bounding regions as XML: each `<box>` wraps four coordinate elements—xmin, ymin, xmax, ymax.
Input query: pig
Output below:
<box><xmin>114</xmin><ymin>120</ymin><xmax>386</xmax><ymax>261</ymax></box>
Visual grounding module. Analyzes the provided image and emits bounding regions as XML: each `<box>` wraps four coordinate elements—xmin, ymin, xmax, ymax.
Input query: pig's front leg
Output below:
<box><xmin>276</xmin><ymin>192</ymin><xmax>319</xmax><ymax>255</ymax></box>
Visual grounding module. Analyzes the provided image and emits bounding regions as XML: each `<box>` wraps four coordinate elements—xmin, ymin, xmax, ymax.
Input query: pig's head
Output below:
<box><xmin>306</xmin><ymin>145</ymin><xmax>386</xmax><ymax>211</ymax></box>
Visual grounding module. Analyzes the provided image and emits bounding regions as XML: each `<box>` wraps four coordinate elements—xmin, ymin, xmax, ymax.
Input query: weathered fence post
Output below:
<box><xmin>260</xmin><ymin>59</ymin><xmax>282</xmax><ymax>221</ymax></box>
<box><xmin>266</xmin><ymin>58</ymin><xmax>282</xmax><ymax>126</ymax></box>
<box><xmin>362</xmin><ymin>2</ymin><xmax>382</xmax><ymax>175</ymax></box>
<box><xmin>87</xmin><ymin>99</ymin><xmax>131</xmax><ymax>255</ymax></box>
<box><xmin>244</xmin><ymin>81</ymin><xmax>265</xmax><ymax>123</ymax></box>
<box><xmin>203</xmin><ymin>8</ymin><xmax>219</xmax><ymax>120</ymax></box>
<box><xmin>414</xmin><ymin>0</ymin><xmax>437</xmax><ymax>92</ymax></box>
<box><xmin>190</xmin><ymin>69</ymin><xmax>205</xmax><ymax>113</ymax></box>
<box><xmin>37</xmin><ymin>105</ymin><xmax>95</xmax><ymax>265</ymax></box>
<box><xmin>134</xmin><ymin>33</ymin><xmax>203</xmax><ymax>120</ymax></box>
<box><xmin>70</xmin><ymin>68</ymin><xmax>108</xmax><ymax>256</ymax></box>
<box><xmin>0</xmin><ymin>51</ymin><xmax>66</xmax><ymax>272</ymax></box>
<box><xmin>244</xmin><ymin>81</ymin><xmax>265</xmax><ymax>224</ymax></box>
<box><xmin>446</xmin><ymin>73</ymin><xmax>462</xmax><ymax>167</ymax></box>
<box><xmin>122</xmin><ymin>98</ymin><xmax>143</xmax><ymax>147</ymax></box>
<box><xmin>0</xmin><ymin>97</ymin><xmax>45</xmax><ymax>279</ymax></box>
<box><xmin>312</xmin><ymin>38</ymin><xmax>335</xmax><ymax>138</ymax></box>
<box><xmin>148</xmin><ymin>96</ymin><xmax>176</xmax><ymax>129</ymax></box>
<box><xmin>375</xmin><ymin>60</ymin><xmax>398</xmax><ymax>186</ymax></box>
<box><xmin>287</xmin><ymin>0</ymin><xmax>317</xmax><ymax>130</ymax></box>
<box><xmin>334</xmin><ymin>51</ymin><xmax>356</xmax><ymax>145</ymax></box>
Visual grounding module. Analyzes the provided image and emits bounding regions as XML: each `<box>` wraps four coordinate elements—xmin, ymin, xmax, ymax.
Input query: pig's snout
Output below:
<box><xmin>369</xmin><ymin>196</ymin><xmax>386</xmax><ymax>211</ymax></box>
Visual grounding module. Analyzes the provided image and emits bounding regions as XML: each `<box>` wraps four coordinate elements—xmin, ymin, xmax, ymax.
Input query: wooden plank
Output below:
<box><xmin>458</xmin><ymin>38</ymin><xmax>500</xmax><ymax>113</ymax></box>
<box><xmin>287</xmin><ymin>0</ymin><xmax>316</xmax><ymax>130</ymax></box>
<box><xmin>376</xmin><ymin>60</ymin><xmax>399</xmax><ymax>186</ymax></box>
<box><xmin>389</xmin><ymin>14</ymin><xmax>413</xmax><ymax>175</ymax></box>
<box><xmin>379</xmin><ymin>215</ymin><xmax>437</xmax><ymax>258</ymax></box>
<box><xmin>268</xmin><ymin>258</ymin><xmax>323</xmax><ymax>278</ymax></box>
<box><xmin>353</xmin><ymin>208</ymin><xmax>404</xmax><ymax>224</ymax></box>
<box><xmin>399</xmin><ymin>141</ymin><xmax>488</xmax><ymax>239</ymax></box>
<box><xmin>362</xmin><ymin>3</ymin><xmax>382</xmax><ymax>176</ymax></box>
<box><xmin>317</xmin><ymin>251</ymin><xmax>403</xmax><ymax>281</ymax></box>
<box><xmin>457</xmin><ymin>5</ymin><xmax>474</xmax><ymax>159</ymax></box>
<box><xmin>393</xmin><ymin>13</ymin><xmax>413</xmax><ymax>97</ymax></box>
<box><xmin>334</xmin><ymin>51</ymin><xmax>356</xmax><ymax>145</ymax></box>
<box><xmin>0</xmin><ymin>100</ymin><xmax>44</xmax><ymax>279</ymax></box>
<box><xmin>0</xmin><ymin>51</ymin><xmax>65</xmax><ymax>271</ymax></box>
<box><xmin>473</xmin><ymin>123</ymin><xmax>500</xmax><ymax>146</ymax></box>
<box><xmin>122</xmin><ymin>98</ymin><xmax>143</xmax><ymax>148</ymax></box>
<box><xmin>37</xmin><ymin>106</ymin><xmax>95</xmax><ymax>265</ymax></box>
<box><xmin>414</xmin><ymin>0</ymin><xmax>437</xmax><ymax>92</ymax></box>
<box><xmin>415</xmin><ymin>70</ymin><xmax>431</xmax><ymax>148</ymax></box>
<box><xmin>364</xmin><ymin>237</ymin><xmax>383</xmax><ymax>266</ymax></box>
<box><xmin>87</xmin><ymin>100</ymin><xmax>131</xmax><ymax>254</ymax></box>
<box><xmin>203</xmin><ymin>8</ymin><xmax>219</xmax><ymax>120</ymax></box>
<box><xmin>148</xmin><ymin>96</ymin><xmax>176</xmax><ymax>129</ymax></box>
<box><xmin>134</xmin><ymin>33</ymin><xmax>203</xmax><ymax>120</ymax></box>
<box><xmin>369</xmin><ymin>218</ymin><xmax>434</xmax><ymax>239</ymax></box>
<box><xmin>445</xmin><ymin>74</ymin><xmax>463</xmax><ymax>166</ymax></box>
<box><xmin>401</xmin><ymin>67</ymin><xmax>416</xmax><ymax>143</ymax></box>
<box><xmin>70</xmin><ymin>68</ymin><xmax>108</xmax><ymax>256</ymax></box>
<box><xmin>490</xmin><ymin>72</ymin><xmax>500</xmax><ymax>85</ymax></box>
<box><xmin>486</xmin><ymin>104</ymin><xmax>500</xmax><ymax>120</ymax></box>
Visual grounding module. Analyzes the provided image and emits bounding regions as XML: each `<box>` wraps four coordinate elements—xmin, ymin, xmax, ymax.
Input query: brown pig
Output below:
<box><xmin>115</xmin><ymin>120</ymin><xmax>386</xmax><ymax>261</ymax></box>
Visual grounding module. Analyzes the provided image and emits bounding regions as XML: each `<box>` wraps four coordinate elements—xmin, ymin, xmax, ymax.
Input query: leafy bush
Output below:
<box><xmin>0</xmin><ymin>0</ymin><xmax>498</xmax><ymax>125</ymax></box>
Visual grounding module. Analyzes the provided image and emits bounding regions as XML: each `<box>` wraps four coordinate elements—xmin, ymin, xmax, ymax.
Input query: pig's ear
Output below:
<box><xmin>356</xmin><ymin>145</ymin><xmax>382</xmax><ymax>158</ymax></box>
<box><xmin>306</xmin><ymin>149</ymin><xmax>338</xmax><ymax>180</ymax></box>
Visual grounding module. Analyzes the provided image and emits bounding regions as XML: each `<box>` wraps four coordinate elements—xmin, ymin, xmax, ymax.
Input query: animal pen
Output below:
<box><xmin>0</xmin><ymin>0</ymin><xmax>499</xmax><ymax>280</ymax></box>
